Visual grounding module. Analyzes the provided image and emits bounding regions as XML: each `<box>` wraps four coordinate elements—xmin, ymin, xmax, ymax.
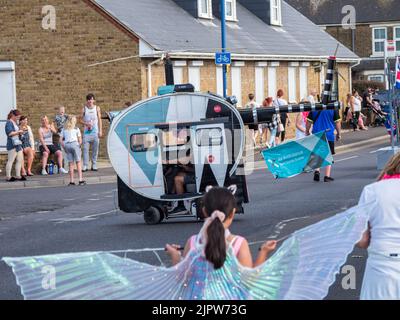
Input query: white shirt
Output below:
<box><xmin>307</xmin><ymin>95</ymin><xmax>316</xmax><ymax>104</ymax></box>
<box><xmin>358</xmin><ymin>179</ymin><xmax>400</xmax><ymax>253</ymax></box>
<box><xmin>353</xmin><ymin>97</ymin><xmax>362</xmax><ymax>112</ymax></box>
<box><xmin>273</xmin><ymin>98</ymin><xmax>288</xmax><ymax>107</ymax></box>
<box><xmin>62</xmin><ymin>128</ymin><xmax>81</xmax><ymax>143</ymax></box>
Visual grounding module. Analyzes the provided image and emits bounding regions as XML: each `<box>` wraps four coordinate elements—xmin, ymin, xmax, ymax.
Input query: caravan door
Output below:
<box><xmin>192</xmin><ymin>122</ymin><xmax>229</xmax><ymax>192</ymax></box>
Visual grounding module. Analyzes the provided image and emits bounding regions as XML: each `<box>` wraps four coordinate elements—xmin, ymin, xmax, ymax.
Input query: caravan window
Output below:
<box><xmin>130</xmin><ymin>133</ymin><xmax>158</xmax><ymax>152</ymax></box>
<box><xmin>196</xmin><ymin>128</ymin><xmax>223</xmax><ymax>146</ymax></box>
<box><xmin>162</xmin><ymin>128</ymin><xmax>190</xmax><ymax>147</ymax></box>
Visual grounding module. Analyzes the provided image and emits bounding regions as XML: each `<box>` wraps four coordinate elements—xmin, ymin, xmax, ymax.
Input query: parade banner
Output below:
<box><xmin>262</xmin><ymin>131</ymin><xmax>333</xmax><ymax>179</ymax></box>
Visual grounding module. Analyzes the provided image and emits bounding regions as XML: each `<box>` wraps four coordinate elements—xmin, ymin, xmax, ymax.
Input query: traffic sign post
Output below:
<box><xmin>220</xmin><ymin>0</ymin><xmax>227</xmax><ymax>98</ymax></box>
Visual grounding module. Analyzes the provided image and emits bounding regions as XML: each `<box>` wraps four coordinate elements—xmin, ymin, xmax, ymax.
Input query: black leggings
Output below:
<box><xmin>352</xmin><ymin>111</ymin><xmax>360</xmax><ymax>130</ymax></box>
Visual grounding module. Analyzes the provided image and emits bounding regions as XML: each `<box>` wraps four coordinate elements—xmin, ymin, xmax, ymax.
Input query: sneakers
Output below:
<box><xmin>59</xmin><ymin>167</ymin><xmax>68</xmax><ymax>174</ymax></box>
<box><xmin>324</xmin><ymin>176</ymin><xmax>335</xmax><ymax>182</ymax></box>
<box><xmin>91</xmin><ymin>166</ymin><xmax>98</xmax><ymax>172</ymax></box>
<box><xmin>82</xmin><ymin>166</ymin><xmax>88</xmax><ymax>172</ymax></box>
<box><xmin>41</xmin><ymin>169</ymin><xmax>48</xmax><ymax>175</ymax></box>
<box><xmin>169</xmin><ymin>205</ymin><xmax>187</xmax><ymax>214</ymax></box>
<box><xmin>313</xmin><ymin>171</ymin><xmax>320</xmax><ymax>182</ymax></box>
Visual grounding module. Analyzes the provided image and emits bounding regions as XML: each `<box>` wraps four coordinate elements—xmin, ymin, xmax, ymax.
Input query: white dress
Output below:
<box><xmin>359</xmin><ymin>179</ymin><xmax>400</xmax><ymax>300</ymax></box>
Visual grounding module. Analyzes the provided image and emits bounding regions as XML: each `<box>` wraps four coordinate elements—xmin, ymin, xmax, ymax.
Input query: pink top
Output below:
<box><xmin>381</xmin><ymin>174</ymin><xmax>400</xmax><ymax>180</ymax></box>
<box><xmin>189</xmin><ymin>234</ymin><xmax>245</xmax><ymax>256</ymax></box>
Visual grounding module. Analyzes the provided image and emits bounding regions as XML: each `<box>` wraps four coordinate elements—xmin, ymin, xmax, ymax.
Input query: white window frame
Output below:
<box><xmin>270</xmin><ymin>0</ymin><xmax>282</xmax><ymax>26</ymax></box>
<box><xmin>367</xmin><ymin>75</ymin><xmax>384</xmax><ymax>82</ymax></box>
<box><xmin>173</xmin><ymin>67</ymin><xmax>183</xmax><ymax>85</ymax></box>
<box><xmin>267</xmin><ymin>67</ymin><xmax>277</xmax><ymax>98</ymax></box>
<box><xmin>216</xmin><ymin>66</ymin><xmax>223</xmax><ymax>96</ymax></box>
<box><xmin>255</xmin><ymin>67</ymin><xmax>265</xmax><ymax>104</ymax></box>
<box><xmin>288</xmin><ymin>66</ymin><xmax>297</xmax><ymax>103</ymax></box>
<box><xmin>372</xmin><ymin>27</ymin><xmax>387</xmax><ymax>57</ymax></box>
<box><xmin>198</xmin><ymin>0</ymin><xmax>212</xmax><ymax>19</ymax></box>
<box><xmin>394</xmin><ymin>26</ymin><xmax>400</xmax><ymax>54</ymax></box>
<box><xmin>225</xmin><ymin>0</ymin><xmax>237</xmax><ymax>21</ymax></box>
<box><xmin>188</xmin><ymin>66</ymin><xmax>201</xmax><ymax>91</ymax></box>
<box><xmin>299</xmin><ymin>67</ymin><xmax>308</xmax><ymax>102</ymax></box>
<box><xmin>231</xmin><ymin>66</ymin><xmax>242</xmax><ymax>107</ymax></box>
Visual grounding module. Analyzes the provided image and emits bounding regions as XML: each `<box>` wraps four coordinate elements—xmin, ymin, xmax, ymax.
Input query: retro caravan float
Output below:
<box><xmin>107</xmin><ymin>90</ymin><xmax>249</xmax><ymax>224</ymax></box>
<box><xmin>107</xmin><ymin>56</ymin><xmax>340</xmax><ymax>224</ymax></box>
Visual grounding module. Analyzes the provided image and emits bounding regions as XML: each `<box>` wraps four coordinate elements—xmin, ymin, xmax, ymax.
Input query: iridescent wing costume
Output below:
<box><xmin>2</xmin><ymin>202</ymin><xmax>372</xmax><ymax>300</ymax></box>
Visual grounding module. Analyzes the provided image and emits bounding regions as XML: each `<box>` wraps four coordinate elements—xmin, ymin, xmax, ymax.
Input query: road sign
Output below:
<box><xmin>215</xmin><ymin>52</ymin><xmax>231</xmax><ymax>65</ymax></box>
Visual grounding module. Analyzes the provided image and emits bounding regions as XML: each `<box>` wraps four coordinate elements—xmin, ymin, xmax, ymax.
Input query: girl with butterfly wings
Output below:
<box><xmin>3</xmin><ymin>186</ymin><xmax>371</xmax><ymax>300</ymax></box>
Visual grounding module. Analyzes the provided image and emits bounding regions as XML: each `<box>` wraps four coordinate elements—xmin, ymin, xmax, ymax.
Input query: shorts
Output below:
<box><xmin>64</xmin><ymin>142</ymin><xmax>82</xmax><ymax>163</ymax></box>
<box><xmin>40</xmin><ymin>144</ymin><xmax>61</xmax><ymax>155</ymax></box>
<box><xmin>328</xmin><ymin>141</ymin><xmax>335</xmax><ymax>155</ymax></box>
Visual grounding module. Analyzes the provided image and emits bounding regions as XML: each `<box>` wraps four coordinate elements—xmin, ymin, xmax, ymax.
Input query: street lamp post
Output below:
<box><xmin>220</xmin><ymin>0</ymin><xmax>227</xmax><ymax>98</ymax></box>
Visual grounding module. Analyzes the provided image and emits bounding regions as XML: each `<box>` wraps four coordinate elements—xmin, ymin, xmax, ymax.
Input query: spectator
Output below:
<box><xmin>362</xmin><ymin>87</ymin><xmax>374</xmax><ymax>126</ymax></box>
<box><xmin>38</xmin><ymin>115</ymin><xmax>67</xmax><ymax>175</ymax></box>
<box><xmin>19</xmin><ymin>116</ymin><xmax>35</xmax><ymax>177</ymax></box>
<box><xmin>273</xmin><ymin>89</ymin><xmax>291</xmax><ymax>143</ymax></box>
<box><xmin>245</xmin><ymin>93</ymin><xmax>261</xmax><ymax>147</ymax></box>
<box><xmin>4</xmin><ymin>110</ymin><xmax>25</xmax><ymax>182</ymax></box>
<box><xmin>357</xmin><ymin>153</ymin><xmax>400</xmax><ymax>300</ymax></box>
<box><xmin>61</xmin><ymin>115</ymin><xmax>86</xmax><ymax>186</ymax></box>
<box><xmin>260</xmin><ymin>97</ymin><xmax>279</xmax><ymax>148</ymax></box>
<box><xmin>307</xmin><ymin>88</ymin><xmax>318</xmax><ymax>104</ymax></box>
<box><xmin>306</xmin><ymin>108</ymin><xmax>342</xmax><ymax>182</ymax></box>
<box><xmin>80</xmin><ymin>93</ymin><xmax>103</xmax><ymax>172</ymax></box>
<box><xmin>54</xmin><ymin>105</ymin><xmax>69</xmax><ymax>172</ymax></box>
<box><xmin>295</xmin><ymin>111</ymin><xmax>309</xmax><ymax>139</ymax></box>
<box><xmin>351</xmin><ymin>90</ymin><xmax>363</xmax><ymax>131</ymax></box>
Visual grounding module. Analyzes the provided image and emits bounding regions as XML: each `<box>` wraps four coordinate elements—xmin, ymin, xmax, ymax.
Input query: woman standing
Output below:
<box><xmin>261</xmin><ymin>97</ymin><xmax>279</xmax><ymax>147</ymax></box>
<box><xmin>38</xmin><ymin>115</ymin><xmax>67</xmax><ymax>175</ymax></box>
<box><xmin>295</xmin><ymin>111</ymin><xmax>309</xmax><ymax>139</ymax></box>
<box><xmin>4</xmin><ymin>110</ymin><xmax>25</xmax><ymax>182</ymax></box>
<box><xmin>357</xmin><ymin>153</ymin><xmax>400</xmax><ymax>300</ymax></box>
<box><xmin>61</xmin><ymin>115</ymin><xmax>86</xmax><ymax>186</ymax></box>
<box><xmin>273</xmin><ymin>89</ymin><xmax>291</xmax><ymax>143</ymax></box>
<box><xmin>351</xmin><ymin>90</ymin><xmax>363</xmax><ymax>131</ymax></box>
<box><xmin>19</xmin><ymin>116</ymin><xmax>36</xmax><ymax>176</ymax></box>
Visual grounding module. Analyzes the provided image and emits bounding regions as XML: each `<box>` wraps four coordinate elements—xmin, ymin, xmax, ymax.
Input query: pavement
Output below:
<box><xmin>0</xmin><ymin>126</ymin><xmax>390</xmax><ymax>190</ymax></box>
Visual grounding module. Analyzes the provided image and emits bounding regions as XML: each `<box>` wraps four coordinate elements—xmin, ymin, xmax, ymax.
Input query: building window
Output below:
<box><xmin>368</xmin><ymin>75</ymin><xmax>384</xmax><ymax>82</ymax></box>
<box><xmin>299</xmin><ymin>67</ymin><xmax>308</xmax><ymax>102</ymax></box>
<box><xmin>231</xmin><ymin>66</ymin><xmax>242</xmax><ymax>107</ymax></box>
<box><xmin>225</xmin><ymin>0</ymin><xmax>237</xmax><ymax>21</ymax></box>
<box><xmin>288</xmin><ymin>67</ymin><xmax>297</xmax><ymax>103</ymax></box>
<box><xmin>130</xmin><ymin>133</ymin><xmax>158</xmax><ymax>152</ymax></box>
<box><xmin>372</xmin><ymin>27</ymin><xmax>387</xmax><ymax>56</ymax></box>
<box><xmin>0</xmin><ymin>62</ymin><xmax>17</xmax><ymax>151</ymax></box>
<box><xmin>255</xmin><ymin>67</ymin><xmax>265</xmax><ymax>104</ymax></box>
<box><xmin>395</xmin><ymin>26</ymin><xmax>400</xmax><ymax>53</ymax></box>
<box><xmin>267</xmin><ymin>67</ymin><xmax>277</xmax><ymax>98</ymax></box>
<box><xmin>270</xmin><ymin>0</ymin><xmax>282</xmax><ymax>26</ymax></box>
<box><xmin>189</xmin><ymin>66</ymin><xmax>201</xmax><ymax>91</ymax></box>
<box><xmin>216</xmin><ymin>66</ymin><xmax>223</xmax><ymax>96</ymax></box>
<box><xmin>198</xmin><ymin>0</ymin><xmax>212</xmax><ymax>19</ymax></box>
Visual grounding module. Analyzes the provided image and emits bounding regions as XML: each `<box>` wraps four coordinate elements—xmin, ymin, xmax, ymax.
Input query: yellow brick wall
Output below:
<box><xmin>0</xmin><ymin>0</ymin><xmax>142</xmax><ymax>160</ymax></box>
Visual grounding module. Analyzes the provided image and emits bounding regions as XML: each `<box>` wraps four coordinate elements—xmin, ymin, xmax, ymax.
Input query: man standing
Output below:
<box><xmin>80</xmin><ymin>93</ymin><xmax>103</xmax><ymax>171</ymax></box>
<box><xmin>363</xmin><ymin>87</ymin><xmax>374</xmax><ymax>126</ymax></box>
<box><xmin>245</xmin><ymin>93</ymin><xmax>261</xmax><ymax>146</ymax></box>
<box><xmin>306</xmin><ymin>109</ymin><xmax>341</xmax><ymax>182</ymax></box>
<box><xmin>307</xmin><ymin>89</ymin><xmax>318</xmax><ymax>104</ymax></box>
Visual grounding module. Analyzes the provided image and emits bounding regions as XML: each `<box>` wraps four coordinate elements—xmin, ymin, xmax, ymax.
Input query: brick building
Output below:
<box><xmin>0</xmin><ymin>0</ymin><xmax>358</xmax><ymax>166</ymax></box>
<box><xmin>286</xmin><ymin>0</ymin><xmax>400</xmax><ymax>85</ymax></box>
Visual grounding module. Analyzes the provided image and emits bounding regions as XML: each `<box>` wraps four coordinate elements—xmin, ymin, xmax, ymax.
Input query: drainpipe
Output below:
<box><xmin>349</xmin><ymin>59</ymin><xmax>361</xmax><ymax>91</ymax></box>
<box><xmin>147</xmin><ymin>55</ymin><xmax>165</xmax><ymax>98</ymax></box>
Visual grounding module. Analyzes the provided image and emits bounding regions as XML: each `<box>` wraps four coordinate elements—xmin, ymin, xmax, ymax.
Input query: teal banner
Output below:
<box><xmin>262</xmin><ymin>131</ymin><xmax>333</xmax><ymax>179</ymax></box>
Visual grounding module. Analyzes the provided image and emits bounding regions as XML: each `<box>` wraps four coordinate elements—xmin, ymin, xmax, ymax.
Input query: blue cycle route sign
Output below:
<box><xmin>215</xmin><ymin>52</ymin><xmax>231</xmax><ymax>65</ymax></box>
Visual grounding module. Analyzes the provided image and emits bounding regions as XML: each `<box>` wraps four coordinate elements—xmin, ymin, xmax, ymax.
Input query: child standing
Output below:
<box><xmin>61</xmin><ymin>116</ymin><xmax>86</xmax><ymax>186</ymax></box>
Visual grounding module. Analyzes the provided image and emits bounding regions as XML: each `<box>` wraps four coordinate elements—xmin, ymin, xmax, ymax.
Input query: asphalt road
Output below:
<box><xmin>0</xmin><ymin>142</ymin><xmax>387</xmax><ymax>300</ymax></box>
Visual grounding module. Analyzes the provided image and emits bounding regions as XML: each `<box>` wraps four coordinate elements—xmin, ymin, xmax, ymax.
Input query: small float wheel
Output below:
<box><xmin>144</xmin><ymin>206</ymin><xmax>164</xmax><ymax>225</ymax></box>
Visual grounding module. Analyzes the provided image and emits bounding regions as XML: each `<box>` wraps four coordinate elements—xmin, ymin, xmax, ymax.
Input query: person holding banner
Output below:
<box><xmin>306</xmin><ymin>109</ymin><xmax>341</xmax><ymax>182</ymax></box>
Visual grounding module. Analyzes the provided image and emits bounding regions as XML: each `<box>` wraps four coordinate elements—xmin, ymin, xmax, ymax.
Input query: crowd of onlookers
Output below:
<box><xmin>4</xmin><ymin>93</ymin><xmax>103</xmax><ymax>185</ymax></box>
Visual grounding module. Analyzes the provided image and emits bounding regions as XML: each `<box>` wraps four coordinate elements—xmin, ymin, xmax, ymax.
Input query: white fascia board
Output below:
<box><xmin>142</xmin><ymin>51</ymin><xmax>359</xmax><ymax>63</ymax></box>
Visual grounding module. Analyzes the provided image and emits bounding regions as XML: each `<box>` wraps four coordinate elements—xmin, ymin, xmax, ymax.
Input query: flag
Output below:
<box><xmin>396</xmin><ymin>56</ymin><xmax>400</xmax><ymax>90</ymax></box>
<box><xmin>261</xmin><ymin>131</ymin><xmax>333</xmax><ymax>179</ymax></box>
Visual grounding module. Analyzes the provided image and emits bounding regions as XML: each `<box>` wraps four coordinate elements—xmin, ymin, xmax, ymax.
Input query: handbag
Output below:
<box><xmin>278</xmin><ymin>120</ymin><xmax>285</xmax><ymax>132</ymax></box>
